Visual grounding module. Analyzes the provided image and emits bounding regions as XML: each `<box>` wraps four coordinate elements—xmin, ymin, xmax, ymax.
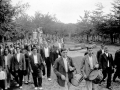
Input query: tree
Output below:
<box><xmin>0</xmin><ymin>0</ymin><xmax>29</xmax><ymax>41</ymax></box>
<box><xmin>15</xmin><ymin>14</ymin><xmax>33</xmax><ymax>38</ymax></box>
<box><xmin>110</xmin><ymin>0</ymin><xmax>120</xmax><ymax>43</ymax></box>
<box><xmin>0</xmin><ymin>0</ymin><xmax>15</xmax><ymax>41</ymax></box>
<box><xmin>76</xmin><ymin>10</ymin><xmax>93</xmax><ymax>42</ymax></box>
<box><xmin>90</xmin><ymin>3</ymin><xmax>105</xmax><ymax>35</ymax></box>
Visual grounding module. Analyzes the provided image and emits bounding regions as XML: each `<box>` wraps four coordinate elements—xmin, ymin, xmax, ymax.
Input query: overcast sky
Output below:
<box><xmin>11</xmin><ymin>0</ymin><xmax>114</xmax><ymax>23</ymax></box>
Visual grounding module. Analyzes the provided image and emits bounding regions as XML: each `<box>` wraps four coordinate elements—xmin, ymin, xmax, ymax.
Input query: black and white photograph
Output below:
<box><xmin>0</xmin><ymin>0</ymin><xmax>120</xmax><ymax>90</ymax></box>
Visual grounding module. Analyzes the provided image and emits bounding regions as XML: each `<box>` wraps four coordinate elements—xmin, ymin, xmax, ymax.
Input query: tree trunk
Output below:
<box><xmin>102</xmin><ymin>35</ymin><xmax>104</xmax><ymax>43</ymax></box>
<box><xmin>110</xmin><ymin>33</ymin><xmax>114</xmax><ymax>44</ymax></box>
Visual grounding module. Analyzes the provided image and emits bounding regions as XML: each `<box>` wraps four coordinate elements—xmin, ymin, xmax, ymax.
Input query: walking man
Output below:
<box><xmin>29</xmin><ymin>47</ymin><xmax>44</xmax><ymax>90</ymax></box>
<box><xmin>54</xmin><ymin>48</ymin><xmax>76</xmax><ymax>90</ymax></box>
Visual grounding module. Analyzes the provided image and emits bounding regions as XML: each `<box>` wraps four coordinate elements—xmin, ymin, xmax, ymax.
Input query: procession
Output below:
<box><xmin>0</xmin><ymin>28</ymin><xmax>65</xmax><ymax>90</ymax></box>
<box><xmin>1</xmin><ymin>0</ymin><xmax>120</xmax><ymax>90</ymax></box>
<box><xmin>0</xmin><ymin>26</ymin><xmax>120</xmax><ymax>90</ymax></box>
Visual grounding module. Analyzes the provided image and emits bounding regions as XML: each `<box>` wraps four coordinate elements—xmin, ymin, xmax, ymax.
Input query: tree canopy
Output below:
<box><xmin>1</xmin><ymin>0</ymin><xmax>120</xmax><ymax>44</ymax></box>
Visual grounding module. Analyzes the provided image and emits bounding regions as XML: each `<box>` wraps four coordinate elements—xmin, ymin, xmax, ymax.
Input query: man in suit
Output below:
<box><xmin>50</xmin><ymin>45</ymin><xmax>61</xmax><ymax>66</ymax></box>
<box><xmin>37</xmin><ymin>44</ymin><xmax>46</xmax><ymax>78</ymax></box>
<box><xmin>11</xmin><ymin>47</ymin><xmax>26</xmax><ymax>89</ymax></box>
<box><xmin>80</xmin><ymin>47</ymin><xmax>99</xmax><ymax>90</ymax></box>
<box><xmin>96</xmin><ymin>44</ymin><xmax>104</xmax><ymax>65</ymax></box>
<box><xmin>42</xmin><ymin>42</ymin><xmax>52</xmax><ymax>80</ymax></box>
<box><xmin>113</xmin><ymin>49</ymin><xmax>120</xmax><ymax>82</ymax></box>
<box><xmin>29</xmin><ymin>47</ymin><xmax>44</xmax><ymax>90</ymax></box>
<box><xmin>99</xmin><ymin>46</ymin><xmax>114</xmax><ymax>89</ymax></box>
<box><xmin>22</xmin><ymin>48</ymin><xmax>30</xmax><ymax>84</ymax></box>
<box><xmin>54</xmin><ymin>48</ymin><xmax>76</xmax><ymax>90</ymax></box>
<box><xmin>23</xmin><ymin>45</ymin><xmax>32</xmax><ymax>83</ymax></box>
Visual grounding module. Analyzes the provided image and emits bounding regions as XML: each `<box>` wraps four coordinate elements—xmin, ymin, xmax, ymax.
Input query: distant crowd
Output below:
<box><xmin>0</xmin><ymin>37</ymin><xmax>120</xmax><ymax>90</ymax></box>
<box><xmin>0</xmin><ymin>37</ymin><xmax>64</xmax><ymax>90</ymax></box>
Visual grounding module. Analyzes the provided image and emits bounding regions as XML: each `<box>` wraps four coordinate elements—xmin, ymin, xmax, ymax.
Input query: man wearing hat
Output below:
<box><xmin>54</xmin><ymin>48</ymin><xmax>76</xmax><ymax>90</ymax></box>
<box><xmin>80</xmin><ymin>47</ymin><xmax>99</xmax><ymax>90</ymax></box>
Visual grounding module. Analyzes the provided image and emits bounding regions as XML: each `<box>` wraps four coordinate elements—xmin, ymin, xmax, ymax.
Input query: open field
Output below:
<box><xmin>8</xmin><ymin>43</ymin><xmax>120</xmax><ymax>90</ymax></box>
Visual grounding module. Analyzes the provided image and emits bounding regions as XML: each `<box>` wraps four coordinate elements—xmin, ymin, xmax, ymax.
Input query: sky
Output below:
<box><xmin>11</xmin><ymin>0</ymin><xmax>114</xmax><ymax>24</ymax></box>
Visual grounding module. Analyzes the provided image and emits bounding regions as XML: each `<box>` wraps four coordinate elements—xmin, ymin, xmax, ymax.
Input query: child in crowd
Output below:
<box><xmin>0</xmin><ymin>66</ymin><xmax>6</xmax><ymax>90</ymax></box>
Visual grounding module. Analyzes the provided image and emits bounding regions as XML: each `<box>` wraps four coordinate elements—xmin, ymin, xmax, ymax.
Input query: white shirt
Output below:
<box><xmin>58</xmin><ymin>43</ymin><xmax>61</xmax><ymax>49</ymax></box>
<box><xmin>1</xmin><ymin>48</ymin><xmax>3</xmax><ymax>52</ymax></box>
<box><xmin>33</xmin><ymin>54</ymin><xmax>38</xmax><ymax>64</ymax></box>
<box><xmin>44</xmin><ymin>47</ymin><xmax>49</xmax><ymax>58</ymax></box>
<box><xmin>105</xmin><ymin>53</ymin><xmax>108</xmax><ymax>57</ymax></box>
<box><xmin>105</xmin><ymin>53</ymin><xmax>109</xmax><ymax>67</ymax></box>
<box><xmin>17</xmin><ymin>53</ymin><xmax>20</xmax><ymax>62</ymax></box>
<box><xmin>10</xmin><ymin>48</ymin><xmax>14</xmax><ymax>51</ymax></box>
<box><xmin>0</xmin><ymin>71</ymin><xmax>6</xmax><ymax>80</ymax></box>
<box><xmin>56</xmin><ymin>50</ymin><xmax>59</xmax><ymax>53</ymax></box>
<box><xmin>28</xmin><ymin>51</ymin><xmax>32</xmax><ymax>56</ymax></box>
<box><xmin>4</xmin><ymin>56</ymin><xmax>8</xmax><ymax>65</ymax></box>
<box><xmin>102</xmin><ymin>50</ymin><xmax>104</xmax><ymax>54</ymax></box>
<box><xmin>89</xmin><ymin>56</ymin><xmax>93</xmax><ymax>69</ymax></box>
<box><xmin>63</xmin><ymin>57</ymin><xmax>68</xmax><ymax>72</ymax></box>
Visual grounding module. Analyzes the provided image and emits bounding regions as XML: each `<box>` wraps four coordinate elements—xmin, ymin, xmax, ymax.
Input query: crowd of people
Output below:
<box><xmin>0</xmin><ymin>38</ymin><xmax>64</xmax><ymax>90</ymax></box>
<box><xmin>0</xmin><ymin>37</ymin><xmax>120</xmax><ymax>90</ymax></box>
<box><xmin>81</xmin><ymin>45</ymin><xmax>120</xmax><ymax>90</ymax></box>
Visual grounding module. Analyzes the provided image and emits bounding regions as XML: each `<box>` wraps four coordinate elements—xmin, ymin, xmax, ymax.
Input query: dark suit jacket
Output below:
<box><xmin>25</xmin><ymin>52</ymin><xmax>32</xmax><ymax>68</ymax></box>
<box><xmin>37</xmin><ymin>48</ymin><xmax>45</xmax><ymax>61</ymax></box>
<box><xmin>99</xmin><ymin>53</ymin><xmax>114</xmax><ymax>70</ymax></box>
<box><xmin>29</xmin><ymin>53</ymin><xmax>43</xmax><ymax>72</ymax></box>
<box><xmin>49</xmin><ymin>46</ymin><xmax>60</xmax><ymax>65</ymax></box>
<box><xmin>114</xmin><ymin>50</ymin><xmax>120</xmax><ymax>68</ymax></box>
<box><xmin>50</xmin><ymin>50</ymin><xmax>61</xmax><ymax>65</ymax></box>
<box><xmin>41</xmin><ymin>47</ymin><xmax>51</xmax><ymax>62</ymax></box>
<box><xmin>11</xmin><ymin>53</ymin><xmax>26</xmax><ymax>71</ymax></box>
<box><xmin>54</xmin><ymin>56</ymin><xmax>76</xmax><ymax>87</ymax></box>
<box><xmin>96</xmin><ymin>50</ymin><xmax>102</xmax><ymax>64</ymax></box>
<box><xmin>0</xmin><ymin>55</ymin><xmax>5</xmax><ymax>68</ymax></box>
